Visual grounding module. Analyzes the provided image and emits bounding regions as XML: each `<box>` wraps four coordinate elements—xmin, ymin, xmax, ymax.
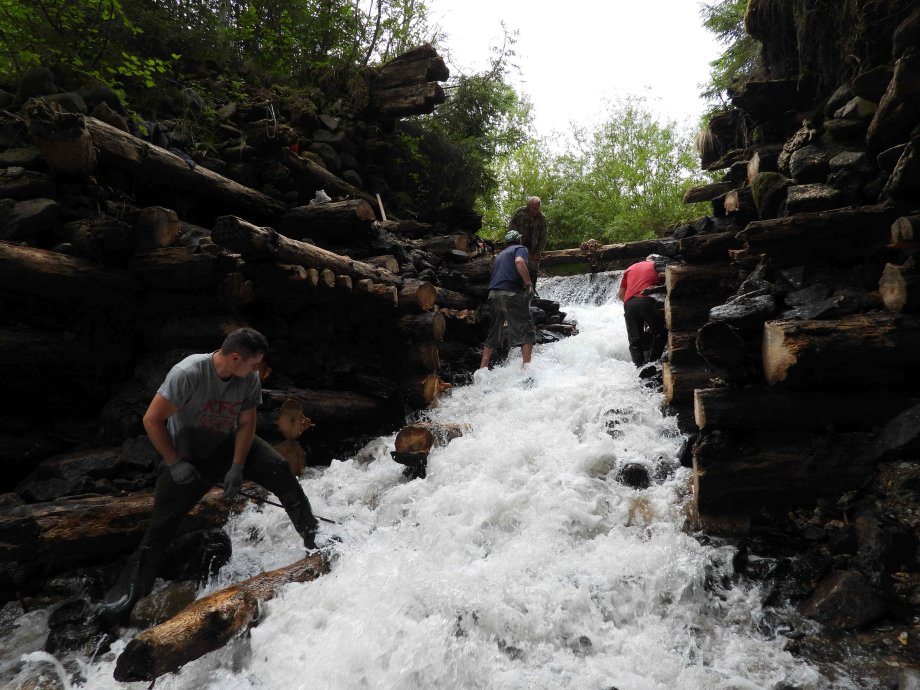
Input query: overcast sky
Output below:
<box><xmin>425</xmin><ymin>0</ymin><xmax>723</xmax><ymax>139</ymax></box>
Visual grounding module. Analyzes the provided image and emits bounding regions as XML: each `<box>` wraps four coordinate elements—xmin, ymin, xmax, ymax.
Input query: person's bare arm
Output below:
<box><xmin>143</xmin><ymin>394</ymin><xmax>180</xmax><ymax>465</ymax></box>
<box><xmin>514</xmin><ymin>256</ymin><xmax>532</xmax><ymax>285</ymax></box>
<box><xmin>232</xmin><ymin>407</ymin><xmax>258</xmax><ymax>467</ymax></box>
<box><xmin>617</xmin><ymin>279</ymin><xmax>627</xmax><ymax>302</ymax></box>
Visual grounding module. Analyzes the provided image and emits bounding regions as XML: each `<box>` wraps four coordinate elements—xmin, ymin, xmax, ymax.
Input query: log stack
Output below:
<box><xmin>674</xmin><ymin>5</ymin><xmax>920</xmax><ymax>523</ymax></box>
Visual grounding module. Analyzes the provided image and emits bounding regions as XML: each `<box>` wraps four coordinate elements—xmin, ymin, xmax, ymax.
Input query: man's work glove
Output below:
<box><xmin>223</xmin><ymin>463</ymin><xmax>245</xmax><ymax>499</ymax></box>
<box><xmin>525</xmin><ymin>284</ymin><xmax>535</xmax><ymax>300</ymax></box>
<box><xmin>168</xmin><ymin>459</ymin><xmax>200</xmax><ymax>485</ymax></box>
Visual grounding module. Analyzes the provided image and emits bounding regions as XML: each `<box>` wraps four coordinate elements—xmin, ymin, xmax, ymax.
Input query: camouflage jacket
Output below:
<box><xmin>508</xmin><ymin>207</ymin><xmax>548</xmax><ymax>257</ymax></box>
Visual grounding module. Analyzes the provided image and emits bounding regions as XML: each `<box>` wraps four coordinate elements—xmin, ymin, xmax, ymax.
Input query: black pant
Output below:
<box><xmin>624</xmin><ymin>295</ymin><xmax>666</xmax><ymax>366</ymax></box>
<box><xmin>111</xmin><ymin>436</ymin><xmax>317</xmax><ymax>602</ymax></box>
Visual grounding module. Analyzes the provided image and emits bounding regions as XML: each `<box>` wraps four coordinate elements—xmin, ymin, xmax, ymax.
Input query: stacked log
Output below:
<box><xmin>662</xmin><ymin>263</ymin><xmax>740</xmax><ymax>419</ymax></box>
<box><xmin>369</xmin><ymin>45</ymin><xmax>449</xmax><ymax>119</ymax></box>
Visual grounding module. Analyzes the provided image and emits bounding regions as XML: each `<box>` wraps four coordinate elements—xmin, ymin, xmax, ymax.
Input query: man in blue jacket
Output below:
<box><xmin>479</xmin><ymin>230</ymin><xmax>537</xmax><ymax>369</ymax></box>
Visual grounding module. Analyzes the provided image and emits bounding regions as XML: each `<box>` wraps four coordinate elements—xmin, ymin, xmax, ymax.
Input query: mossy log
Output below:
<box><xmin>683</xmin><ymin>182</ymin><xmax>734</xmax><ymax>204</ymax></box>
<box><xmin>402</xmin><ymin>374</ymin><xmax>451</xmax><ymax>408</ymax></box>
<box><xmin>113</xmin><ymin>555</ymin><xmax>329</xmax><ymax>682</ymax></box>
<box><xmin>211</xmin><ymin>215</ymin><xmax>403</xmax><ymax>287</ymax></box>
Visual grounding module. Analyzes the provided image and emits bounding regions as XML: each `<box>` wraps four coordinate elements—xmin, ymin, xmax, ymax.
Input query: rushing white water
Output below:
<box><xmin>77</xmin><ymin>272</ymin><xmax>835</xmax><ymax>689</ymax></box>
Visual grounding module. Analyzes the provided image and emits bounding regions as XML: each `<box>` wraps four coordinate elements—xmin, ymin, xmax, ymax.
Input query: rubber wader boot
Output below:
<box><xmin>97</xmin><ymin>545</ymin><xmax>155</xmax><ymax>625</ymax></box>
<box><xmin>629</xmin><ymin>345</ymin><xmax>647</xmax><ymax>367</ymax></box>
<box><xmin>279</xmin><ymin>487</ymin><xmax>320</xmax><ymax>551</ymax></box>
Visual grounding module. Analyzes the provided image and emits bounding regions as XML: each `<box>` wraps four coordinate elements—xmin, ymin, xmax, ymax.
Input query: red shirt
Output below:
<box><xmin>620</xmin><ymin>260</ymin><xmax>661</xmax><ymax>303</ymax></box>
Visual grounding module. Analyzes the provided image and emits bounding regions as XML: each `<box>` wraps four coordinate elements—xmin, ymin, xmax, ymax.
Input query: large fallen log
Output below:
<box><xmin>692</xmin><ymin>430</ymin><xmax>875</xmax><ymax>514</ymax></box>
<box><xmin>435</xmin><ymin>286</ymin><xmax>480</xmax><ymax>311</ymax></box>
<box><xmin>762</xmin><ymin>313</ymin><xmax>920</xmax><ymax>389</ymax></box>
<box><xmin>665</xmin><ymin>263</ymin><xmax>741</xmax><ymax>300</ymax></box>
<box><xmin>0</xmin><ymin>240</ymin><xmax>135</xmax><ymax>307</ymax></box>
<box><xmin>280</xmin><ymin>148</ymin><xmax>376</xmax><ymax>206</ymax></box>
<box><xmin>892</xmin><ymin>215</ymin><xmax>920</xmax><ymax>243</ymax></box>
<box><xmin>212</xmin><ymin>215</ymin><xmax>403</xmax><ymax>287</ymax></box>
<box><xmin>540</xmin><ymin>239</ymin><xmax>676</xmax><ymax>271</ymax></box>
<box><xmin>0</xmin><ymin>489</ymin><xmax>232</xmax><ymax>564</ymax></box>
<box><xmin>416</xmin><ymin>234</ymin><xmax>470</xmax><ymax>258</ymax></box>
<box><xmin>114</xmin><ymin>555</ymin><xmax>329</xmax><ymax>682</ymax></box>
<box><xmin>694</xmin><ymin>387</ymin><xmax>912</xmax><ymax>432</ymax></box>
<box><xmin>261</xmin><ymin>388</ymin><xmax>393</xmax><ymax>425</ymax></box>
<box><xmin>27</xmin><ymin>107</ymin><xmax>287</xmax><ymax>223</ymax></box>
<box><xmin>278</xmin><ymin>200</ymin><xmax>377</xmax><ymax>243</ymax></box>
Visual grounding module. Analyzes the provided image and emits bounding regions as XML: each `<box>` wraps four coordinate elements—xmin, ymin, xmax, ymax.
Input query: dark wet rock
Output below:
<box><xmin>784</xmin><ymin>184</ymin><xmax>845</xmax><ymax>214</ymax></box>
<box><xmin>872</xmin><ymin>402</ymin><xmax>920</xmax><ymax>461</ymax></box>
<box><xmin>0</xmin><ymin>147</ymin><xmax>44</xmax><ymax>169</ymax></box>
<box><xmin>615</xmin><ymin>463</ymin><xmax>651</xmax><ymax>490</ymax></box>
<box><xmin>78</xmin><ymin>84</ymin><xmax>126</xmax><ymax>114</ymax></box>
<box><xmin>827</xmin><ymin>525</ymin><xmax>857</xmax><ymax>556</ymax></box>
<box><xmin>0</xmin><ymin>198</ymin><xmax>61</xmax><ymax>241</ymax></box>
<box><xmin>801</xmin><ymin>570</ymin><xmax>886</xmax><ymax>630</ymax></box>
<box><xmin>0</xmin><ymin>492</ymin><xmax>24</xmax><ymax>508</ymax></box>
<box><xmin>313</xmin><ymin>129</ymin><xmax>345</xmax><ymax>145</ymax></box>
<box><xmin>855</xmin><ymin>514</ymin><xmax>915</xmax><ymax>580</ymax></box>
<box><xmin>160</xmin><ymin>528</ymin><xmax>232</xmax><ymax>583</ymax></box>
<box><xmin>829</xmin><ymin>150</ymin><xmax>876</xmax><ymax>176</ymax></box>
<box><xmin>45</xmin><ymin>91</ymin><xmax>87</xmax><ymax>114</ymax></box>
<box><xmin>824</xmin><ymin>83</ymin><xmax>854</xmax><ymax>117</ymax></box>
<box><xmin>130</xmin><ymin>580</ymin><xmax>197</xmax><ymax>628</ymax></box>
<box><xmin>342</xmin><ymin>169</ymin><xmax>363</xmax><ymax>188</ymax></box>
<box><xmin>308</xmin><ymin>142</ymin><xmax>341</xmax><ymax>172</ymax></box>
<box><xmin>709</xmin><ymin>294</ymin><xmax>777</xmax><ymax>327</ymax></box>
<box><xmin>750</xmin><ymin>172</ymin><xmax>789</xmax><ymax>219</ymax></box>
<box><xmin>91</xmin><ymin>101</ymin><xmax>130</xmax><ymax>132</ymax></box>
<box><xmin>178</xmin><ymin>87</ymin><xmax>206</xmax><ymax>113</ymax></box>
<box><xmin>824</xmin><ymin>117</ymin><xmax>868</xmax><ymax>141</ymax></box>
<box><xmin>784</xmin><ymin>283</ymin><xmax>829</xmax><ymax>306</ymax></box>
<box><xmin>833</xmin><ymin>96</ymin><xmax>877</xmax><ymax>121</ymax></box>
<box><xmin>789</xmin><ymin>144</ymin><xmax>833</xmax><ymax>183</ymax></box>
<box><xmin>45</xmin><ymin>597</ymin><xmax>112</xmax><ymax>655</ymax></box>
<box><xmin>852</xmin><ymin>66</ymin><xmax>894</xmax><ymax>102</ymax></box>
<box><xmin>16</xmin><ymin>66</ymin><xmax>57</xmax><ymax>101</ymax></box>
<box><xmin>17</xmin><ymin>476</ymin><xmax>97</xmax><ymax>503</ymax></box>
<box><xmin>0</xmin><ymin>168</ymin><xmax>54</xmax><ymax>200</ymax></box>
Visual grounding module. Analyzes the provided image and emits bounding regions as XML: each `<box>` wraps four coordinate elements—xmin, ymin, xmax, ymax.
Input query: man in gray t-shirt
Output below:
<box><xmin>99</xmin><ymin>327</ymin><xmax>319</xmax><ymax>624</ymax></box>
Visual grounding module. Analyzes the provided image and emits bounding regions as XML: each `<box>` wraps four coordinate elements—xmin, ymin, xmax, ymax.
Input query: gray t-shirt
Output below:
<box><xmin>157</xmin><ymin>353</ymin><xmax>262</xmax><ymax>462</ymax></box>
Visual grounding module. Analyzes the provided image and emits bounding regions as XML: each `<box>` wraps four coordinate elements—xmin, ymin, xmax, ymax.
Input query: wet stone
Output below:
<box><xmin>800</xmin><ymin>570</ymin><xmax>886</xmax><ymax>630</ymax></box>
<box><xmin>785</xmin><ymin>184</ymin><xmax>845</xmax><ymax>214</ymax></box>
<box><xmin>615</xmin><ymin>463</ymin><xmax>650</xmax><ymax>490</ymax></box>
<box><xmin>789</xmin><ymin>144</ymin><xmax>832</xmax><ymax>183</ymax></box>
<box><xmin>130</xmin><ymin>580</ymin><xmax>198</xmax><ymax>628</ymax></box>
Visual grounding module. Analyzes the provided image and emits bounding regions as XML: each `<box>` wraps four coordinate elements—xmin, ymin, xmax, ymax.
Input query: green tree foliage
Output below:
<box><xmin>481</xmin><ymin>98</ymin><xmax>710</xmax><ymax>248</ymax></box>
<box><xmin>388</xmin><ymin>29</ymin><xmax>532</xmax><ymax>214</ymax></box>
<box><xmin>699</xmin><ymin>0</ymin><xmax>761</xmax><ymax>107</ymax></box>
<box><xmin>0</xmin><ymin>0</ymin><xmax>435</xmax><ymax>92</ymax></box>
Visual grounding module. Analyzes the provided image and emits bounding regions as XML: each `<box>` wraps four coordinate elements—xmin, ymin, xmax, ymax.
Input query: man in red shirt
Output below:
<box><xmin>617</xmin><ymin>254</ymin><xmax>666</xmax><ymax>366</ymax></box>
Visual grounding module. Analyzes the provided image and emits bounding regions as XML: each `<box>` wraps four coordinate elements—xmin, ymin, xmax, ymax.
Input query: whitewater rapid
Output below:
<box><xmin>73</xmin><ymin>272</ymin><xmax>834</xmax><ymax>689</ymax></box>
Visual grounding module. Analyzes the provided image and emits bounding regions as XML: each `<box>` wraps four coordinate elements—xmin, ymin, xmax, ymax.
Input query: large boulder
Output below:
<box><xmin>800</xmin><ymin>570</ymin><xmax>886</xmax><ymax>630</ymax></box>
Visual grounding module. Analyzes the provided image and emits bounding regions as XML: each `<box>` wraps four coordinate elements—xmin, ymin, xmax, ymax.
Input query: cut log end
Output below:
<box><xmin>762</xmin><ymin>320</ymin><xmax>799</xmax><ymax>386</ymax></box>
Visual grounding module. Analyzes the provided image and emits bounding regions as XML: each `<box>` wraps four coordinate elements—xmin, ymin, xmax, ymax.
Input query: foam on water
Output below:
<box><xmin>82</xmin><ymin>272</ymin><xmax>837</xmax><ymax>690</ymax></box>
